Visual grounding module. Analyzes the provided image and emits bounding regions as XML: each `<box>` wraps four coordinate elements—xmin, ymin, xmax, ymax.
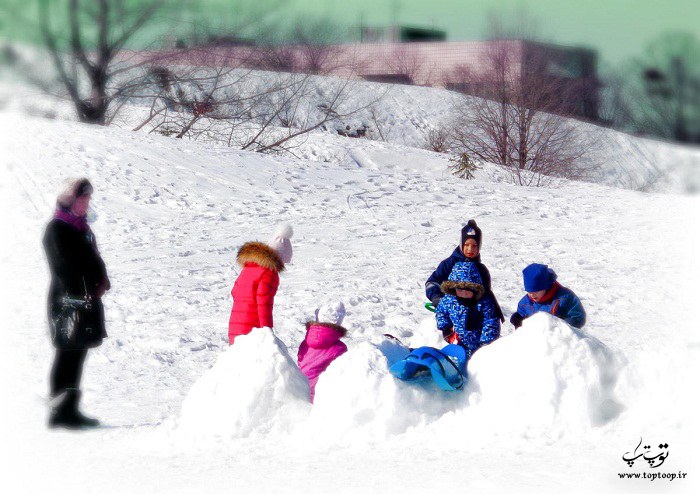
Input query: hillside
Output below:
<box><xmin>1</xmin><ymin>100</ymin><xmax>699</xmax><ymax>493</ymax></box>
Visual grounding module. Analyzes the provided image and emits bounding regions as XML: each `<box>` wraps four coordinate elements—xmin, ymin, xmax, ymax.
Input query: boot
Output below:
<box><xmin>49</xmin><ymin>389</ymin><xmax>100</xmax><ymax>429</ymax></box>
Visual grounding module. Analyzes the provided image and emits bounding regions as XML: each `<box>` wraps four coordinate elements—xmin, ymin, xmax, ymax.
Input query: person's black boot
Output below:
<box><xmin>49</xmin><ymin>390</ymin><xmax>77</xmax><ymax>429</ymax></box>
<box><xmin>68</xmin><ymin>389</ymin><xmax>100</xmax><ymax>428</ymax></box>
<box><xmin>49</xmin><ymin>389</ymin><xmax>100</xmax><ymax>429</ymax></box>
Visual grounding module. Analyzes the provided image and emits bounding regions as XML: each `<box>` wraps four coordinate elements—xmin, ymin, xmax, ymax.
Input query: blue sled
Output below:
<box><xmin>389</xmin><ymin>344</ymin><xmax>468</xmax><ymax>391</ymax></box>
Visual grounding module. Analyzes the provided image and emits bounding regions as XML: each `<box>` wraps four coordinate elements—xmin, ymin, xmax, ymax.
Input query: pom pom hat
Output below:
<box><xmin>461</xmin><ymin>219</ymin><xmax>482</xmax><ymax>248</ymax></box>
<box><xmin>268</xmin><ymin>224</ymin><xmax>293</xmax><ymax>264</ymax></box>
<box><xmin>315</xmin><ymin>301</ymin><xmax>346</xmax><ymax>326</ymax></box>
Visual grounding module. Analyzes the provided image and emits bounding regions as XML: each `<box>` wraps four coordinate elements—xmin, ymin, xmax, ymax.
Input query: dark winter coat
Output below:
<box><xmin>228</xmin><ymin>242</ymin><xmax>284</xmax><ymax>344</ymax></box>
<box><xmin>43</xmin><ymin>213</ymin><xmax>109</xmax><ymax>349</ymax></box>
<box><xmin>515</xmin><ymin>282</ymin><xmax>586</xmax><ymax>329</ymax></box>
<box><xmin>425</xmin><ymin>248</ymin><xmax>504</xmax><ymax>321</ymax></box>
<box><xmin>435</xmin><ymin>262</ymin><xmax>501</xmax><ymax>358</ymax></box>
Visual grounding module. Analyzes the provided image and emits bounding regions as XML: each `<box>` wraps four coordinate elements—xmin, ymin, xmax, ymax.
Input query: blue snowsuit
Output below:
<box><xmin>515</xmin><ymin>283</ymin><xmax>586</xmax><ymax>329</ymax></box>
<box><xmin>425</xmin><ymin>248</ymin><xmax>504</xmax><ymax>322</ymax></box>
<box><xmin>435</xmin><ymin>262</ymin><xmax>501</xmax><ymax>358</ymax></box>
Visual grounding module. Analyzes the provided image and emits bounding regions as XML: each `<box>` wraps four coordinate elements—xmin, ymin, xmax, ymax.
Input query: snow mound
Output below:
<box><xmin>463</xmin><ymin>312</ymin><xmax>623</xmax><ymax>432</ymax></box>
<box><xmin>309</xmin><ymin>340</ymin><xmax>465</xmax><ymax>441</ymax></box>
<box><xmin>178</xmin><ymin>328</ymin><xmax>311</xmax><ymax>438</ymax></box>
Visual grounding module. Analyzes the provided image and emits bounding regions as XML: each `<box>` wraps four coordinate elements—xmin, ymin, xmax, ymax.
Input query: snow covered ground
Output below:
<box><xmin>1</xmin><ymin>87</ymin><xmax>699</xmax><ymax>493</ymax></box>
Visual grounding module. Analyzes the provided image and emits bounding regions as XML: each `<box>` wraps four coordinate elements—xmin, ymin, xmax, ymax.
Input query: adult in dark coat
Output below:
<box><xmin>425</xmin><ymin>219</ymin><xmax>504</xmax><ymax>322</ymax></box>
<box><xmin>43</xmin><ymin>178</ymin><xmax>110</xmax><ymax>428</ymax></box>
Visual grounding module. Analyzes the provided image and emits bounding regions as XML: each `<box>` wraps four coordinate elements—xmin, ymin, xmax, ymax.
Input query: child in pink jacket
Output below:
<box><xmin>297</xmin><ymin>301</ymin><xmax>348</xmax><ymax>402</ymax></box>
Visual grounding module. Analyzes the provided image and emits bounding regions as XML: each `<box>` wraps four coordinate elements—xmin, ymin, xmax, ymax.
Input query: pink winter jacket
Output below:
<box><xmin>297</xmin><ymin>322</ymin><xmax>348</xmax><ymax>402</ymax></box>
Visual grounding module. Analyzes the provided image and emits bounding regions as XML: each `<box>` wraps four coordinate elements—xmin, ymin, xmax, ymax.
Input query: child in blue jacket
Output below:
<box><xmin>510</xmin><ymin>263</ymin><xmax>586</xmax><ymax>329</ymax></box>
<box><xmin>435</xmin><ymin>261</ymin><xmax>501</xmax><ymax>358</ymax></box>
<box><xmin>425</xmin><ymin>219</ymin><xmax>504</xmax><ymax>322</ymax></box>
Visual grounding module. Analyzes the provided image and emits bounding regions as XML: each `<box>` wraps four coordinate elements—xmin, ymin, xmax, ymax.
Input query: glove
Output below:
<box><xmin>441</xmin><ymin>327</ymin><xmax>455</xmax><ymax>343</ymax></box>
<box><xmin>431</xmin><ymin>295</ymin><xmax>443</xmax><ymax>308</ymax></box>
<box><xmin>510</xmin><ymin>313</ymin><xmax>524</xmax><ymax>329</ymax></box>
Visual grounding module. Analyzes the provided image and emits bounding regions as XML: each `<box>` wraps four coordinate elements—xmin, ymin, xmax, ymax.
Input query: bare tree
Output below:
<box><xmin>124</xmin><ymin>52</ymin><xmax>380</xmax><ymax>155</ymax></box>
<box><xmin>287</xmin><ymin>17</ymin><xmax>346</xmax><ymax>75</ymax></box>
<box><xmin>625</xmin><ymin>32</ymin><xmax>699</xmax><ymax>143</ymax></box>
<box><xmin>448</xmin><ymin>34</ymin><xmax>598</xmax><ymax>186</ymax></box>
<box><xmin>38</xmin><ymin>0</ymin><xmax>167</xmax><ymax>125</ymax></box>
<box><xmin>386</xmin><ymin>45</ymin><xmax>426</xmax><ymax>84</ymax></box>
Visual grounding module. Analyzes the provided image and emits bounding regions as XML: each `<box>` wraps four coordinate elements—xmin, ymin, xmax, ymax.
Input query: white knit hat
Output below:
<box><xmin>57</xmin><ymin>177</ymin><xmax>93</xmax><ymax>208</ymax></box>
<box><xmin>268</xmin><ymin>224</ymin><xmax>293</xmax><ymax>264</ymax></box>
<box><xmin>315</xmin><ymin>301</ymin><xmax>346</xmax><ymax>326</ymax></box>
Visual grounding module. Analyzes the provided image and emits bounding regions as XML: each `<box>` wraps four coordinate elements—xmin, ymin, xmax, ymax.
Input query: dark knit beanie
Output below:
<box><xmin>460</xmin><ymin>219</ymin><xmax>482</xmax><ymax>248</ymax></box>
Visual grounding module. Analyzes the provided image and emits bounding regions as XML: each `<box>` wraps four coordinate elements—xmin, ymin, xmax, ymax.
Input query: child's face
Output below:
<box><xmin>462</xmin><ymin>239</ymin><xmax>479</xmax><ymax>258</ymax></box>
<box><xmin>455</xmin><ymin>288</ymin><xmax>474</xmax><ymax>299</ymax></box>
<box><xmin>528</xmin><ymin>289</ymin><xmax>547</xmax><ymax>302</ymax></box>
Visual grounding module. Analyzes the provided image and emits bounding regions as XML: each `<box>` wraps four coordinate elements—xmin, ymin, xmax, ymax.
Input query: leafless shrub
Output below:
<box><xmin>423</xmin><ymin>126</ymin><xmax>451</xmax><ymax>153</ymax></box>
<box><xmin>385</xmin><ymin>45</ymin><xmax>426</xmax><ymax>84</ymax></box>
<box><xmin>449</xmin><ymin>37</ymin><xmax>599</xmax><ymax>186</ymax></box>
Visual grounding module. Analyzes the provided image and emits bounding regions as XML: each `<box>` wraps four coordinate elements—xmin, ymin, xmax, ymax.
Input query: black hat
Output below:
<box><xmin>460</xmin><ymin>219</ymin><xmax>482</xmax><ymax>249</ymax></box>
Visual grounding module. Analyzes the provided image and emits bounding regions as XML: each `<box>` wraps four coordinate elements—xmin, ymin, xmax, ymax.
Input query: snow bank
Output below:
<box><xmin>178</xmin><ymin>328</ymin><xmax>310</xmax><ymax>438</ymax></box>
<box><xmin>309</xmin><ymin>313</ymin><xmax>622</xmax><ymax>444</ymax></box>
<box><xmin>460</xmin><ymin>312</ymin><xmax>623</xmax><ymax>434</ymax></box>
<box><xmin>308</xmin><ymin>340</ymin><xmax>465</xmax><ymax>441</ymax></box>
<box><xmin>178</xmin><ymin>313</ymin><xmax>621</xmax><ymax>444</ymax></box>
<box><xmin>308</xmin><ymin>313</ymin><xmax>622</xmax><ymax>444</ymax></box>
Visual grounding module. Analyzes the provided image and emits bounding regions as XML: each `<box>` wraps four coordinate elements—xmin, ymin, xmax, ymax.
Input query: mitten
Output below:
<box><xmin>510</xmin><ymin>312</ymin><xmax>524</xmax><ymax>329</ymax></box>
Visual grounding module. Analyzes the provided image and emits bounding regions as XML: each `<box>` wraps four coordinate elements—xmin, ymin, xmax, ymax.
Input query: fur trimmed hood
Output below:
<box><xmin>440</xmin><ymin>280</ymin><xmax>485</xmax><ymax>300</ymax></box>
<box><xmin>440</xmin><ymin>261</ymin><xmax>485</xmax><ymax>300</ymax></box>
<box><xmin>305</xmin><ymin>320</ymin><xmax>348</xmax><ymax>337</ymax></box>
<box><xmin>237</xmin><ymin>241</ymin><xmax>285</xmax><ymax>272</ymax></box>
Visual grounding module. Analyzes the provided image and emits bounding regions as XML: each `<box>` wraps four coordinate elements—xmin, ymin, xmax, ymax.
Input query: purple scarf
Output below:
<box><xmin>54</xmin><ymin>207</ymin><xmax>90</xmax><ymax>233</ymax></box>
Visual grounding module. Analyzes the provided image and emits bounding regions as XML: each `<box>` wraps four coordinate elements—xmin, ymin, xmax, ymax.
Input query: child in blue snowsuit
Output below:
<box><xmin>435</xmin><ymin>261</ymin><xmax>501</xmax><ymax>358</ymax></box>
<box><xmin>510</xmin><ymin>263</ymin><xmax>586</xmax><ymax>329</ymax></box>
<box><xmin>426</xmin><ymin>219</ymin><xmax>504</xmax><ymax>322</ymax></box>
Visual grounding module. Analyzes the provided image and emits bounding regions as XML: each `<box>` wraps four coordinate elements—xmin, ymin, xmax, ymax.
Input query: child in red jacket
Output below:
<box><xmin>228</xmin><ymin>225</ymin><xmax>293</xmax><ymax>344</ymax></box>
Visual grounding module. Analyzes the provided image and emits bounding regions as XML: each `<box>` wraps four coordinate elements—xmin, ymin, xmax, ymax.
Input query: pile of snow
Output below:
<box><xmin>186</xmin><ymin>313</ymin><xmax>622</xmax><ymax>446</ymax></box>
<box><xmin>460</xmin><ymin>313</ymin><xmax>622</xmax><ymax>435</ymax></box>
<box><xmin>308</xmin><ymin>339</ymin><xmax>458</xmax><ymax>441</ymax></box>
<box><xmin>343</xmin><ymin>314</ymin><xmax>621</xmax><ymax>443</ymax></box>
<box><xmin>178</xmin><ymin>328</ymin><xmax>310</xmax><ymax>439</ymax></box>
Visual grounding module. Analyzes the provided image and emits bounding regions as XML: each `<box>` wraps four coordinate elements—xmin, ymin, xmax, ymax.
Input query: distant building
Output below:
<box><xmin>356</xmin><ymin>25</ymin><xmax>447</xmax><ymax>43</ymax></box>
<box><xmin>145</xmin><ymin>27</ymin><xmax>600</xmax><ymax>121</ymax></box>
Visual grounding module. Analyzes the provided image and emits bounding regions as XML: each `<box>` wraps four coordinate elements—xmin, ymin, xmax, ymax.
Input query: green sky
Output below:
<box><xmin>285</xmin><ymin>0</ymin><xmax>700</xmax><ymax>66</ymax></box>
<box><xmin>1</xmin><ymin>0</ymin><xmax>698</xmax><ymax>68</ymax></box>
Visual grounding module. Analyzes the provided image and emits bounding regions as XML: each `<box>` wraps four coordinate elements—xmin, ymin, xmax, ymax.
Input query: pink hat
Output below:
<box><xmin>268</xmin><ymin>224</ymin><xmax>293</xmax><ymax>264</ymax></box>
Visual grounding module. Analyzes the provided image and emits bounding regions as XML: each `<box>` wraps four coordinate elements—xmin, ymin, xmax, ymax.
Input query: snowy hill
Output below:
<box><xmin>1</xmin><ymin>107</ymin><xmax>699</xmax><ymax>493</ymax></box>
<box><xmin>3</xmin><ymin>72</ymin><xmax>699</xmax><ymax>194</ymax></box>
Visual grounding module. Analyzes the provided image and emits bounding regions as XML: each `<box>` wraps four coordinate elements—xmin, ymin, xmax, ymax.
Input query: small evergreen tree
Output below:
<box><xmin>449</xmin><ymin>152</ymin><xmax>479</xmax><ymax>180</ymax></box>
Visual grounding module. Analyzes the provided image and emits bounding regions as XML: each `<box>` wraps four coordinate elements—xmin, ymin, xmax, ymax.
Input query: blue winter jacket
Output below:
<box><xmin>516</xmin><ymin>283</ymin><xmax>586</xmax><ymax>329</ymax></box>
<box><xmin>426</xmin><ymin>248</ymin><xmax>504</xmax><ymax>321</ymax></box>
<box><xmin>435</xmin><ymin>262</ymin><xmax>501</xmax><ymax>358</ymax></box>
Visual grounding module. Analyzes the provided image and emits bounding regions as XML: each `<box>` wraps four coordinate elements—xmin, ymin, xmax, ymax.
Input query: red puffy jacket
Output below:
<box><xmin>228</xmin><ymin>242</ymin><xmax>284</xmax><ymax>344</ymax></box>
